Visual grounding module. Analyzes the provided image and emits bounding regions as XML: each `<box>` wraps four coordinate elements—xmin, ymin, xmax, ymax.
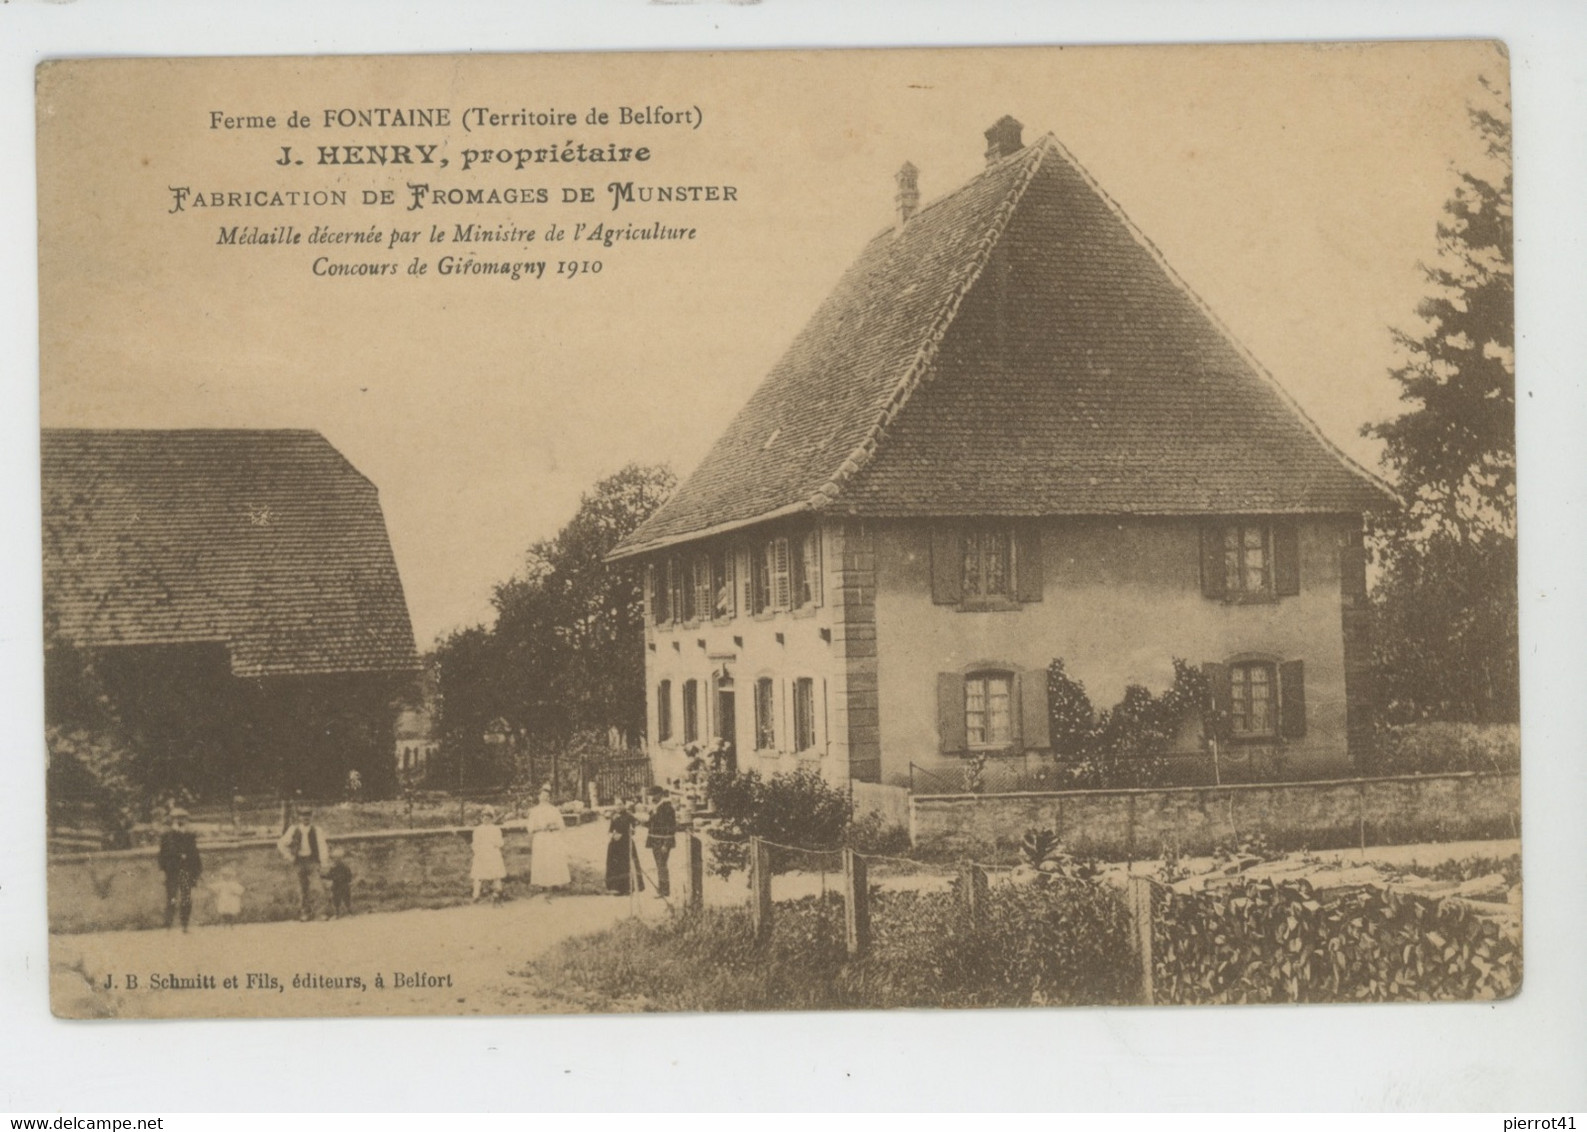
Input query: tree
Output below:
<box><xmin>430</xmin><ymin>463</ymin><xmax>675</xmax><ymax>767</ymax></box>
<box><xmin>1363</xmin><ymin>81</ymin><xmax>1517</xmax><ymax>723</ymax></box>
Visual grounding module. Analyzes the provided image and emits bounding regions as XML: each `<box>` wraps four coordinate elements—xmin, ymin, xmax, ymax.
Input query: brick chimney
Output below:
<box><xmin>983</xmin><ymin>115</ymin><xmax>1024</xmax><ymax>166</ymax></box>
<box><xmin>894</xmin><ymin>161</ymin><xmax>920</xmax><ymax>225</ymax></box>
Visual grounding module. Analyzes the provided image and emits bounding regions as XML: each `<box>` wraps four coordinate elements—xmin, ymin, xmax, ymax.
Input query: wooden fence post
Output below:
<box><xmin>842</xmin><ymin>848</ymin><xmax>871</xmax><ymax>958</ymax></box>
<box><xmin>1128</xmin><ymin>875</ymin><xmax>1156</xmax><ymax>1006</ymax></box>
<box><xmin>750</xmin><ymin>836</ymin><xmax>773</xmax><ymax>940</ymax></box>
<box><xmin>960</xmin><ymin>863</ymin><xmax>988</xmax><ymax>927</ymax></box>
<box><xmin>678</xmin><ymin>831</ymin><xmax>704</xmax><ymax>912</ymax></box>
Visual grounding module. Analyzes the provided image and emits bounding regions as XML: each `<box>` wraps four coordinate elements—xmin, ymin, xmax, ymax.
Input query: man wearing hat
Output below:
<box><xmin>276</xmin><ymin>806</ymin><xmax>330</xmax><ymax>921</ymax></box>
<box><xmin>644</xmin><ymin>786</ymin><xmax>677</xmax><ymax>899</ymax></box>
<box><xmin>157</xmin><ymin>808</ymin><xmax>202</xmax><ymax>931</ymax></box>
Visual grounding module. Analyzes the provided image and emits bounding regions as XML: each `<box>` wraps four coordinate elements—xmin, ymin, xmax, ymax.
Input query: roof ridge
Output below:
<box><xmin>804</xmin><ymin>140</ymin><xmax>1052</xmax><ymax>510</ymax></box>
<box><xmin>1038</xmin><ymin>135</ymin><xmax>1397</xmax><ymax>504</ymax></box>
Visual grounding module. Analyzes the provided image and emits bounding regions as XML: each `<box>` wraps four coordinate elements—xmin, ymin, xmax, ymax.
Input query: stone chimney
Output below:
<box><xmin>983</xmin><ymin>115</ymin><xmax>1024</xmax><ymax>166</ymax></box>
<box><xmin>894</xmin><ymin>161</ymin><xmax>920</xmax><ymax>225</ymax></box>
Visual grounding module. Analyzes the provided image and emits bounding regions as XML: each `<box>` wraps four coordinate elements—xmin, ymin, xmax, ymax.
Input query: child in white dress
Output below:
<box><xmin>470</xmin><ymin>807</ymin><xmax>507</xmax><ymax>902</ymax></box>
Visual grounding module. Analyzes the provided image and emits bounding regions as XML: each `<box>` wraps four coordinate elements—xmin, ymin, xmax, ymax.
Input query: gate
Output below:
<box><xmin>590</xmin><ymin>755</ymin><xmax>654</xmax><ymax>806</ymax></box>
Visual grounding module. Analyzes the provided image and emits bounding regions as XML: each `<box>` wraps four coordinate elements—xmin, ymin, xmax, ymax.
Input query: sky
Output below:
<box><xmin>37</xmin><ymin>42</ymin><xmax>1507</xmax><ymax>649</ymax></box>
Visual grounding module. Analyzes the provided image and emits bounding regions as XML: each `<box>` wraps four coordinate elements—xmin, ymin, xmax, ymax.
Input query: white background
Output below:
<box><xmin>2</xmin><ymin>0</ymin><xmax>1584</xmax><ymax>1113</ymax></box>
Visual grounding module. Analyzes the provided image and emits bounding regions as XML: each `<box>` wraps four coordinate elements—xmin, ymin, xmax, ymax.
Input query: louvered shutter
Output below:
<box><xmin>1202</xmin><ymin>661</ymin><xmax>1233</xmax><ymax>741</ymax></box>
<box><xmin>931</xmin><ymin>526</ymin><xmax>963</xmax><ymax>605</ymax></box>
<box><xmin>1339</xmin><ymin>540</ymin><xmax>1367</xmax><ymax>598</ymax></box>
<box><xmin>1274</xmin><ymin>523</ymin><xmax>1300</xmax><ymax>596</ymax></box>
<box><xmin>1014</xmin><ymin>524</ymin><xmax>1044</xmax><ymax>602</ymax></box>
<box><xmin>1279</xmin><ymin>660</ymin><xmax>1307</xmax><ymax>739</ymax></box>
<box><xmin>770</xmin><ymin>538</ymin><xmax>792</xmax><ymax>610</ymax></box>
<box><xmin>1200</xmin><ymin>526</ymin><xmax>1226</xmax><ymax>599</ymax></box>
<box><xmin>1019</xmin><ymin>668</ymin><xmax>1050</xmax><ymax>750</ymax></box>
<box><xmin>937</xmin><ymin>672</ymin><xmax>967</xmax><ymax>753</ymax></box>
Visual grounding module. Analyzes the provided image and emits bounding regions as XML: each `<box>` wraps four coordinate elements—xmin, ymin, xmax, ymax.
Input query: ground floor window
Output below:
<box><xmin>682</xmin><ymin>678</ymin><xmax>700</xmax><ymax>744</ymax></box>
<box><xmin>965</xmin><ymin>672</ymin><xmax>1014</xmax><ymax>748</ymax></box>
<box><xmin>793</xmin><ymin>677</ymin><xmax>816</xmax><ymax>752</ymax></box>
<box><xmin>1230</xmin><ymin>661</ymin><xmax>1276</xmax><ymax>738</ymax></box>
<box><xmin>754</xmin><ymin>677</ymin><xmax>776</xmax><ymax>750</ymax></box>
<box><xmin>656</xmin><ymin>680</ymin><xmax>672</xmax><ymax>742</ymax></box>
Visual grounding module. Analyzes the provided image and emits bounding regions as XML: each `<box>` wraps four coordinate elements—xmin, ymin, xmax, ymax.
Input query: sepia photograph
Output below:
<box><xmin>35</xmin><ymin>42</ymin><xmax>1521</xmax><ymax>1025</ymax></box>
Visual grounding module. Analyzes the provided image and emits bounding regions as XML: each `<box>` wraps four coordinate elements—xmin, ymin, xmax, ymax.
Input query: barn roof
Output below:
<box><xmin>612</xmin><ymin>123</ymin><xmax>1392</xmax><ymax>559</ymax></box>
<box><xmin>43</xmin><ymin>428</ymin><xmax>419</xmax><ymax>678</ymax></box>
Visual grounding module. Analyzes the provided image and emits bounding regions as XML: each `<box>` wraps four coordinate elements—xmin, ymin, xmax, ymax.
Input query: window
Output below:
<box><xmin>656</xmin><ymin>680</ymin><xmax>672</xmax><ymax>742</ymax></box>
<box><xmin>793</xmin><ymin>678</ymin><xmax>816</xmax><ymax>752</ymax></box>
<box><xmin>682</xmin><ymin>679</ymin><xmax>699</xmax><ymax>744</ymax></box>
<box><xmin>1230</xmin><ymin>661</ymin><xmax>1276</xmax><ymax>738</ymax></box>
<box><xmin>650</xmin><ymin>563</ymin><xmax>670</xmax><ymax>625</ymax></box>
<box><xmin>711</xmin><ymin>549</ymin><xmax>735</xmax><ymax>618</ymax></box>
<box><xmin>1224</xmin><ymin>524</ymin><xmax>1270</xmax><ymax>596</ymax></box>
<box><xmin>1201</xmin><ymin>522</ymin><xmax>1299</xmax><ymax>601</ymax></box>
<box><xmin>962</xmin><ymin>528</ymin><xmax>1012</xmax><ymax>599</ymax></box>
<box><xmin>965</xmin><ymin>672</ymin><xmax>1015</xmax><ymax>748</ymax></box>
<box><xmin>931</xmin><ymin>525</ymin><xmax>1041</xmax><ymax>606</ymax></box>
<box><xmin>667</xmin><ymin>556</ymin><xmax>686</xmax><ymax>623</ymax></box>
<box><xmin>793</xmin><ymin>531</ymin><xmax>822</xmax><ymax>608</ymax></box>
<box><xmin>684</xmin><ymin>554</ymin><xmax>711</xmax><ymax>623</ymax></box>
<box><xmin>754</xmin><ymin>677</ymin><xmax>776</xmax><ymax>750</ymax></box>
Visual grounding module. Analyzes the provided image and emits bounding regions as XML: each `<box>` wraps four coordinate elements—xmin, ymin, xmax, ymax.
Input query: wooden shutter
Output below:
<box><xmin>1014</xmin><ymin>524</ymin><xmax>1044</xmax><ymax>602</ymax></box>
<box><xmin>930</xmin><ymin>526</ymin><xmax>963</xmax><ymax>605</ymax></box>
<box><xmin>937</xmin><ymin>672</ymin><xmax>967</xmax><ymax>753</ymax></box>
<box><xmin>1200</xmin><ymin>526</ymin><xmax>1226</xmax><ymax>599</ymax></box>
<box><xmin>1019</xmin><ymin>668</ymin><xmax>1050</xmax><ymax>750</ymax></box>
<box><xmin>1273</xmin><ymin>522</ymin><xmax>1300</xmax><ymax>596</ymax></box>
<box><xmin>1339</xmin><ymin>539</ymin><xmax>1367</xmax><ymax>598</ymax></box>
<box><xmin>770</xmin><ymin>538</ymin><xmax>792</xmax><ymax>610</ymax></box>
<box><xmin>1202</xmin><ymin>661</ymin><xmax>1233</xmax><ymax>741</ymax></box>
<box><xmin>803</xmin><ymin>530</ymin><xmax>823</xmax><ymax>607</ymax></box>
<box><xmin>1279</xmin><ymin>660</ymin><xmax>1307</xmax><ymax>739</ymax></box>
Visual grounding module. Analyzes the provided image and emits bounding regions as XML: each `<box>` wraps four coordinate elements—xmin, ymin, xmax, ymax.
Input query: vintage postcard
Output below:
<box><xmin>39</xmin><ymin>43</ymin><xmax>1518</xmax><ymax>1019</ymax></box>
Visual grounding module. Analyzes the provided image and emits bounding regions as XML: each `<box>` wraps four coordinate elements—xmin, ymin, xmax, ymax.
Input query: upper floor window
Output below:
<box><xmin>1200</xmin><ymin>521</ymin><xmax>1299</xmax><ymax>601</ymax></box>
<box><xmin>751</xmin><ymin>530</ymin><xmax>822</xmax><ymax>615</ymax></box>
<box><xmin>711</xmin><ymin>549</ymin><xmax>735</xmax><ymax>619</ymax></box>
<box><xmin>931</xmin><ymin>524</ymin><xmax>1042</xmax><ymax>607</ymax></box>
<box><xmin>793</xmin><ymin>677</ymin><xmax>817</xmax><ymax>753</ymax></box>
<box><xmin>962</xmin><ymin>528</ymin><xmax>1011</xmax><ymax>599</ymax></box>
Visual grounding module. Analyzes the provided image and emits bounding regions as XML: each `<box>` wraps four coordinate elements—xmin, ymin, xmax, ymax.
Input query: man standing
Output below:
<box><xmin>276</xmin><ymin>807</ymin><xmax>329</xmax><ymax>921</ymax></box>
<box><xmin>157</xmin><ymin>808</ymin><xmax>202</xmax><ymax>932</ymax></box>
<box><xmin>644</xmin><ymin>786</ymin><xmax>677</xmax><ymax>899</ymax></box>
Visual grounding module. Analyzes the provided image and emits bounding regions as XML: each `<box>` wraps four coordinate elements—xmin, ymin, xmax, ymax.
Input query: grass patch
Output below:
<box><xmin>524</xmin><ymin>880</ymin><xmax>1138</xmax><ymax>1011</ymax></box>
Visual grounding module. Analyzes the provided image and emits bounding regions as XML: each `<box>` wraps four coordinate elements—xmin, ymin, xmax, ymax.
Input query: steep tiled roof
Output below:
<box><xmin>43</xmin><ymin>429</ymin><xmax>419</xmax><ymax>678</ymax></box>
<box><xmin>613</xmin><ymin>132</ymin><xmax>1393</xmax><ymax>558</ymax></box>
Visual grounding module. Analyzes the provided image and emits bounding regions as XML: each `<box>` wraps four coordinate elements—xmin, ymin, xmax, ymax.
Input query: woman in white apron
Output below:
<box><xmin>527</xmin><ymin>787</ymin><xmax>570</xmax><ymax>893</ymax></box>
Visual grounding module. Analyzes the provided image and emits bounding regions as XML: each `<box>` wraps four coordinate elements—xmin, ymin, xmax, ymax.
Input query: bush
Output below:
<box><xmin>1047</xmin><ymin>658</ymin><xmax>1208</xmax><ymax>789</ymax></box>
<box><xmin>1376</xmin><ymin>722</ymin><xmax>1520</xmax><ymax>776</ymax></box>
<box><xmin>526</xmin><ymin>876</ymin><xmax>1137</xmax><ymax>1010</ymax></box>
<box><xmin>705</xmin><ymin>768</ymin><xmax>853</xmax><ymax>876</ymax></box>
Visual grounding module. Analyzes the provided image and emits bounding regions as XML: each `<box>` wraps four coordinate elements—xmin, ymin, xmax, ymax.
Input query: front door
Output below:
<box><xmin>715</xmin><ymin>689</ymin><xmax>737</xmax><ymax>775</ymax></box>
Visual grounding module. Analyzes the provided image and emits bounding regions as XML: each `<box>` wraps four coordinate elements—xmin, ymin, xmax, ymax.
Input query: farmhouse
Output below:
<box><xmin>609</xmin><ymin>117</ymin><xmax>1393</xmax><ymax>791</ymax></box>
<box><xmin>43</xmin><ymin>428</ymin><xmax>420</xmax><ymax>797</ymax></box>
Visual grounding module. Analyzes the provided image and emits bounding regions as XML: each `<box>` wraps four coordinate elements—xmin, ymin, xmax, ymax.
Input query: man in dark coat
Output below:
<box><xmin>644</xmin><ymin>786</ymin><xmax>677</xmax><ymax>898</ymax></box>
<box><xmin>157</xmin><ymin>809</ymin><xmax>202</xmax><ymax>931</ymax></box>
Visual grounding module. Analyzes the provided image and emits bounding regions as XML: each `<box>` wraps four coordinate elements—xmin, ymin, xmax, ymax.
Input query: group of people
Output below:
<box><xmin>153</xmin><ymin>782</ymin><xmax>683</xmax><ymax>931</ymax></box>
<box><xmin>466</xmin><ymin>786</ymin><xmax>571</xmax><ymax>902</ymax></box>
<box><xmin>467</xmin><ymin>784</ymin><xmax>678</xmax><ymax>902</ymax></box>
<box><xmin>154</xmin><ymin>808</ymin><xmax>250</xmax><ymax>931</ymax></box>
